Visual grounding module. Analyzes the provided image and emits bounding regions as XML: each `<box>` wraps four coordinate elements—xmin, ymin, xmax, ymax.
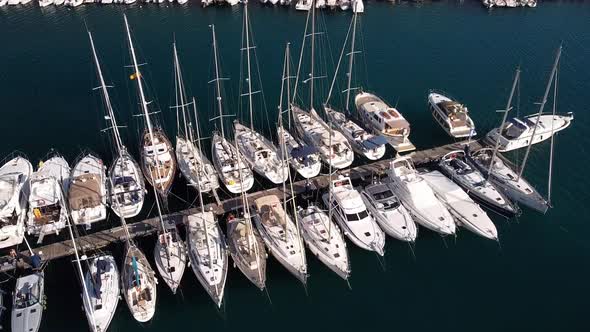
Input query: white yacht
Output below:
<box><xmin>253</xmin><ymin>195</ymin><xmax>307</xmax><ymax>284</ymax></box>
<box><xmin>292</xmin><ymin>106</ymin><xmax>354</xmax><ymax>169</ymax></box>
<box><xmin>439</xmin><ymin>150</ymin><xmax>519</xmax><ymax>217</ymax></box>
<box><xmin>325</xmin><ymin>107</ymin><xmax>387</xmax><ymax>160</ymax></box>
<box><xmin>82</xmin><ymin>255</ymin><xmax>119</xmax><ymax>332</ymax></box>
<box><xmin>226</xmin><ymin>212</ymin><xmax>267</xmax><ymax>290</ymax></box>
<box><xmin>153</xmin><ymin>218</ymin><xmax>187</xmax><ymax>294</ymax></box>
<box><xmin>277</xmin><ymin>126</ymin><xmax>321</xmax><ymax>179</ymax></box>
<box><xmin>88</xmin><ymin>29</ymin><xmax>145</xmax><ymax>219</ymax></box>
<box><xmin>355</xmin><ymin>92</ymin><xmax>415</xmax><ymax>152</ymax></box>
<box><xmin>421</xmin><ymin>170</ymin><xmax>498</xmax><ymax>241</ymax></box>
<box><xmin>234</xmin><ymin>122</ymin><xmax>288</xmax><ymax>184</ymax></box>
<box><xmin>0</xmin><ymin>156</ymin><xmax>32</xmax><ymax>249</ymax></box>
<box><xmin>322</xmin><ymin>176</ymin><xmax>385</xmax><ymax>255</ymax></box>
<box><xmin>68</xmin><ymin>154</ymin><xmax>107</xmax><ymax>229</ymax></box>
<box><xmin>297</xmin><ymin>204</ymin><xmax>351</xmax><ymax>280</ymax></box>
<box><xmin>468</xmin><ymin>148</ymin><xmax>549</xmax><ymax>213</ymax></box>
<box><xmin>428</xmin><ymin>91</ymin><xmax>477</xmax><ymax>138</ymax></box>
<box><xmin>386</xmin><ymin>157</ymin><xmax>455</xmax><ymax>235</ymax></box>
<box><xmin>186</xmin><ymin>210</ymin><xmax>228</xmax><ymax>307</ymax></box>
<box><xmin>172</xmin><ymin>44</ymin><xmax>219</xmax><ymax>195</ymax></box>
<box><xmin>360</xmin><ymin>182</ymin><xmax>417</xmax><ymax>242</ymax></box>
<box><xmin>26</xmin><ymin>155</ymin><xmax>70</xmax><ymax>240</ymax></box>
<box><xmin>295</xmin><ymin>0</ymin><xmax>311</xmax><ymax>10</ymax></box>
<box><xmin>12</xmin><ymin>272</ymin><xmax>45</xmax><ymax>332</ymax></box>
<box><xmin>209</xmin><ymin>25</ymin><xmax>254</xmax><ymax>194</ymax></box>
<box><xmin>352</xmin><ymin>0</ymin><xmax>363</xmax><ymax>12</ymax></box>
<box><xmin>485</xmin><ymin>113</ymin><xmax>573</xmax><ymax>152</ymax></box>
<box><xmin>121</xmin><ymin>243</ymin><xmax>157</xmax><ymax>323</ymax></box>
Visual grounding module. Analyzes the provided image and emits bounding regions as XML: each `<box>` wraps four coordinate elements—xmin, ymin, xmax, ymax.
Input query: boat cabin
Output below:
<box><xmin>501</xmin><ymin>117</ymin><xmax>535</xmax><ymax>139</ymax></box>
<box><xmin>361</xmin><ymin>100</ymin><xmax>410</xmax><ymax>137</ymax></box>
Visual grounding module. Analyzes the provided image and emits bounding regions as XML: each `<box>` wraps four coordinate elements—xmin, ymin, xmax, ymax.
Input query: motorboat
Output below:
<box><xmin>360</xmin><ymin>182</ymin><xmax>417</xmax><ymax>242</ymax></box>
<box><xmin>325</xmin><ymin>107</ymin><xmax>386</xmax><ymax>160</ymax></box>
<box><xmin>186</xmin><ymin>210</ymin><xmax>228</xmax><ymax>307</ymax></box>
<box><xmin>12</xmin><ymin>272</ymin><xmax>44</xmax><ymax>332</ymax></box>
<box><xmin>121</xmin><ymin>243</ymin><xmax>156</xmax><ymax>323</ymax></box>
<box><xmin>428</xmin><ymin>91</ymin><xmax>477</xmax><ymax>138</ymax></box>
<box><xmin>226</xmin><ymin>212</ymin><xmax>267</xmax><ymax>290</ymax></box>
<box><xmin>297</xmin><ymin>204</ymin><xmax>351</xmax><ymax>280</ymax></box>
<box><xmin>253</xmin><ymin>195</ymin><xmax>307</xmax><ymax>284</ymax></box>
<box><xmin>468</xmin><ymin>148</ymin><xmax>549</xmax><ymax>213</ymax></box>
<box><xmin>26</xmin><ymin>155</ymin><xmax>70</xmax><ymax>240</ymax></box>
<box><xmin>292</xmin><ymin>106</ymin><xmax>354</xmax><ymax>169</ymax></box>
<box><xmin>234</xmin><ymin>121</ymin><xmax>288</xmax><ymax>184</ymax></box>
<box><xmin>68</xmin><ymin>154</ymin><xmax>107</xmax><ymax>229</ymax></box>
<box><xmin>277</xmin><ymin>126</ymin><xmax>321</xmax><ymax>179</ymax></box>
<box><xmin>0</xmin><ymin>155</ymin><xmax>32</xmax><ymax>249</ymax></box>
<box><xmin>355</xmin><ymin>92</ymin><xmax>415</xmax><ymax>152</ymax></box>
<box><xmin>153</xmin><ymin>217</ymin><xmax>187</xmax><ymax>294</ymax></box>
<box><xmin>485</xmin><ymin>113</ymin><xmax>573</xmax><ymax>152</ymax></box>
<box><xmin>439</xmin><ymin>150</ymin><xmax>519</xmax><ymax>217</ymax></box>
<box><xmin>322</xmin><ymin>176</ymin><xmax>385</xmax><ymax>255</ymax></box>
<box><xmin>82</xmin><ymin>255</ymin><xmax>119</xmax><ymax>332</ymax></box>
<box><xmin>386</xmin><ymin>157</ymin><xmax>455</xmax><ymax>235</ymax></box>
<box><xmin>421</xmin><ymin>170</ymin><xmax>498</xmax><ymax>241</ymax></box>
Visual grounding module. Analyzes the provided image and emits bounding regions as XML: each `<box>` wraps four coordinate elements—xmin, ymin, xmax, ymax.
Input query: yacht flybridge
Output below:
<box><xmin>355</xmin><ymin>92</ymin><xmax>415</xmax><ymax>153</ymax></box>
<box><xmin>172</xmin><ymin>43</ymin><xmax>219</xmax><ymax>195</ymax></box>
<box><xmin>386</xmin><ymin>157</ymin><xmax>455</xmax><ymax>235</ymax></box>
<box><xmin>26</xmin><ymin>154</ymin><xmax>70</xmax><ymax>241</ymax></box>
<box><xmin>428</xmin><ymin>91</ymin><xmax>477</xmax><ymax>138</ymax></box>
<box><xmin>322</xmin><ymin>176</ymin><xmax>385</xmax><ymax>255</ymax></box>
<box><xmin>124</xmin><ymin>16</ymin><xmax>176</xmax><ymax>198</ymax></box>
<box><xmin>88</xmin><ymin>30</ymin><xmax>145</xmax><ymax>219</ymax></box>
<box><xmin>209</xmin><ymin>25</ymin><xmax>254</xmax><ymax>194</ymax></box>
<box><xmin>68</xmin><ymin>154</ymin><xmax>107</xmax><ymax>229</ymax></box>
<box><xmin>0</xmin><ymin>155</ymin><xmax>32</xmax><ymax>249</ymax></box>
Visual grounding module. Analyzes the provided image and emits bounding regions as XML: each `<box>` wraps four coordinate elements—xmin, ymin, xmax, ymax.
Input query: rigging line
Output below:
<box><xmin>291</xmin><ymin>2</ymin><xmax>311</xmax><ymax>106</ymax></box>
<box><xmin>325</xmin><ymin>14</ymin><xmax>353</xmax><ymax>107</ymax></box>
<box><xmin>548</xmin><ymin>58</ymin><xmax>559</xmax><ymax>205</ymax></box>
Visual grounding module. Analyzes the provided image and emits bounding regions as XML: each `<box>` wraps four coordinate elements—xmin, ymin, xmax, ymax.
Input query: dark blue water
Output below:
<box><xmin>1</xmin><ymin>2</ymin><xmax>589</xmax><ymax>331</ymax></box>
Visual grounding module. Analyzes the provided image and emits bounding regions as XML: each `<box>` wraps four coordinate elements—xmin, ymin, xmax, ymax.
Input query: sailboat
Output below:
<box><xmin>82</xmin><ymin>255</ymin><xmax>120</xmax><ymax>332</ymax></box>
<box><xmin>485</xmin><ymin>49</ymin><xmax>573</xmax><ymax>153</ymax></box>
<box><xmin>11</xmin><ymin>271</ymin><xmax>45</xmax><ymax>332</ymax></box>
<box><xmin>234</xmin><ymin>5</ymin><xmax>288</xmax><ymax>185</ymax></box>
<box><xmin>277</xmin><ymin>44</ymin><xmax>321</xmax><ymax>180</ymax></box>
<box><xmin>124</xmin><ymin>17</ymin><xmax>176</xmax><ymax>198</ymax></box>
<box><xmin>324</xmin><ymin>10</ymin><xmax>387</xmax><ymax>161</ymax></box>
<box><xmin>68</xmin><ymin>153</ymin><xmax>107</xmax><ymax>229</ymax></box>
<box><xmin>124</xmin><ymin>15</ymin><xmax>186</xmax><ymax>294</ymax></box>
<box><xmin>209</xmin><ymin>24</ymin><xmax>254</xmax><ymax>194</ymax></box>
<box><xmin>26</xmin><ymin>153</ymin><xmax>70</xmax><ymax>242</ymax></box>
<box><xmin>291</xmin><ymin>1</ymin><xmax>354</xmax><ymax>170</ymax></box>
<box><xmin>87</xmin><ymin>30</ymin><xmax>145</xmax><ymax>220</ymax></box>
<box><xmin>0</xmin><ymin>154</ymin><xmax>32</xmax><ymax>249</ymax></box>
<box><xmin>172</xmin><ymin>44</ymin><xmax>219</xmax><ymax>195</ymax></box>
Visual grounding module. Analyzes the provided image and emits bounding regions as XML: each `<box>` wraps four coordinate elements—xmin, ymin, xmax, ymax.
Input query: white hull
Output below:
<box><xmin>176</xmin><ymin>137</ymin><xmax>219</xmax><ymax>193</ymax></box>
<box><xmin>387</xmin><ymin>157</ymin><xmax>456</xmax><ymax>235</ymax></box>
<box><xmin>298</xmin><ymin>205</ymin><xmax>350</xmax><ymax>280</ymax></box>
<box><xmin>421</xmin><ymin>170</ymin><xmax>498</xmax><ymax>241</ymax></box>
<box><xmin>295</xmin><ymin>0</ymin><xmax>311</xmax><ymax>10</ymax></box>
<box><xmin>186</xmin><ymin>211</ymin><xmax>228</xmax><ymax>307</ymax></box>
<box><xmin>428</xmin><ymin>92</ymin><xmax>477</xmax><ymax>138</ymax></box>
<box><xmin>485</xmin><ymin>113</ymin><xmax>573</xmax><ymax>152</ymax></box>
<box><xmin>12</xmin><ymin>272</ymin><xmax>44</xmax><ymax>332</ymax></box>
<box><xmin>360</xmin><ymin>183</ymin><xmax>418</xmax><ymax>242</ymax></box>
<box><xmin>109</xmin><ymin>149</ymin><xmax>145</xmax><ymax>219</ymax></box>
<box><xmin>211</xmin><ymin>133</ymin><xmax>254</xmax><ymax>194</ymax></box>
<box><xmin>0</xmin><ymin>156</ymin><xmax>32</xmax><ymax>249</ymax></box>
<box><xmin>83</xmin><ymin>255</ymin><xmax>119</xmax><ymax>332</ymax></box>
<box><xmin>154</xmin><ymin>225</ymin><xmax>187</xmax><ymax>294</ymax></box>
<box><xmin>234</xmin><ymin>121</ymin><xmax>288</xmax><ymax>185</ymax></box>
<box><xmin>69</xmin><ymin>154</ymin><xmax>107</xmax><ymax>228</ymax></box>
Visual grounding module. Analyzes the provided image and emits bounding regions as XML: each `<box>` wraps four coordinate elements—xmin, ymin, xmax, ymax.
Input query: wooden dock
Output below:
<box><xmin>1</xmin><ymin>139</ymin><xmax>496</xmax><ymax>273</ymax></box>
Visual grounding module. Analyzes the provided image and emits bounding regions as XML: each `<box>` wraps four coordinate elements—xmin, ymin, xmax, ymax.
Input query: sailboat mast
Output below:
<box><xmin>211</xmin><ymin>25</ymin><xmax>225</xmax><ymax>139</ymax></box>
<box><xmin>548</xmin><ymin>61</ymin><xmax>559</xmax><ymax>205</ymax></box>
<box><xmin>488</xmin><ymin>68</ymin><xmax>520</xmax><ymax>178</ymax></box>
<box><xmin>345</xmin><ymin>11</ymin><xmax>358</xmax><ymax>114</ymax></box>
<box><xmin>192</xmin><ymin>99</ymin><xmax>203</xmax><ymax>155</ymax></box>
<box><xmin>310</xmin><ymin>0</ymin><xmax>316</xmax><ymax>110</ymax></box>
<box><xmin>244</xmin><ymin>4</ymin><xmax>255</xmax><ymax>130</ymax></box>
<box><xmin>286</xmin><ymin>44</ymin><xmax>292</xmax><ymax>129</ymax></box>
<box><xmin>88</xmin><ymin>31</ymin><xmax>124</xmax><ymax>154</ymax></box>
<box><xmin>519</xmin><ymin>46</ymin><xmax>562</xmax><ymax>179</ymax></box>
<box><xmin>173</xmin><ymin>43</ymin><xmax>190</xmax><ymax>141</ymax></box>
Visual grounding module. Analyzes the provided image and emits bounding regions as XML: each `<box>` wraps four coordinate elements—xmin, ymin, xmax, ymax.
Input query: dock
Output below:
<box><xmin>1</xmin><ymin>139</ymin><xmax>503</xmax><ymax>273</ymax></box>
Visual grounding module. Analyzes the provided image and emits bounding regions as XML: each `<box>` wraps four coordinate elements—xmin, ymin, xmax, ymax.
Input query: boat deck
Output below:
<box><xmin>1</xmin><ymin>139</ymin><xmax>513</xmax><ymax>273</ymax></box>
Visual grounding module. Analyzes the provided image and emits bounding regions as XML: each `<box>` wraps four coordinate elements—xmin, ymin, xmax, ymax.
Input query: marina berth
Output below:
<box><xmin>68</xmin><ymin>154</ymin><xmax>107</xmax><ymax>229</ymax></box>
<box><xmin>420</xmin><ymin>170</ymin><xmax>498</xmax><ymax>241</ymax></box>
<box><xmin>0</xmin><ymin>155</ymin><xmax>32</xmax><ymax>249</ymax></box>
<box><xmin>428</xmin><ymin>91</ymin><xmax>477</xmax><ymax>138</ymax></box>
<box><xmin>355</xmin><ymin>92</ymin><xmax>415</xmax><ymax>153</ymax></box>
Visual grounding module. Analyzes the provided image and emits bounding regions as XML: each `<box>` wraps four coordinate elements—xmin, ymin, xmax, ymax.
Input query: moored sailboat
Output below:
<box><xmin>68</xmin><ymin>153</ymin><xmax>107</xmax><ymax>229</ymax></box>
<box><xmin>0</xmin><ymin>154</ymin><xmax>32</xmax><ymax>249</ymax></box>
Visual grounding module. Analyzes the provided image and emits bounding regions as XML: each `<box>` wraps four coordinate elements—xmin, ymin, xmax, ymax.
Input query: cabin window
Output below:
<box><xmin>358</xmin><ymin>210</ymin><xmax>369</xmax><ymax>219</ymax></box>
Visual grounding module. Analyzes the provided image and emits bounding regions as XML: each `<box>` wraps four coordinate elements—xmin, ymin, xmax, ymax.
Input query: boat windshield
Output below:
<box><xmin>502</xmin><ymin>118</ymin><xmax>528</xmax><ymax>139</ymax></box>
<box><xmin>14</xmin><ymin>283</ymin><xmax>40</xmax><ymax>309</ymax></box>
<box><xmin>373</xmin><ymin>189</ymin><xmax>394</xmax><ymax>200</ymax></box>
<box><xmin>345</xmin><ymin>210</ymin><xmax>369</xmax><ymax>221</ymax></box>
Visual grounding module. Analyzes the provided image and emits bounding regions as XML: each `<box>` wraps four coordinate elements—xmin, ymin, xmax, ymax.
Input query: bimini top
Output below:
<box><xmin>360</xmin><ymin>135</ymin><xmax>388</xmax><ymax>150</ymax></box>
<box><xmin>290</xmin><ymin>145</ymin><xmax>318</xmax><ymax>159</ymax></box>
<box><xmin>68</xmin><ymin>174</ymin><xmax>102</xmax><ymax>210</ymax></box>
